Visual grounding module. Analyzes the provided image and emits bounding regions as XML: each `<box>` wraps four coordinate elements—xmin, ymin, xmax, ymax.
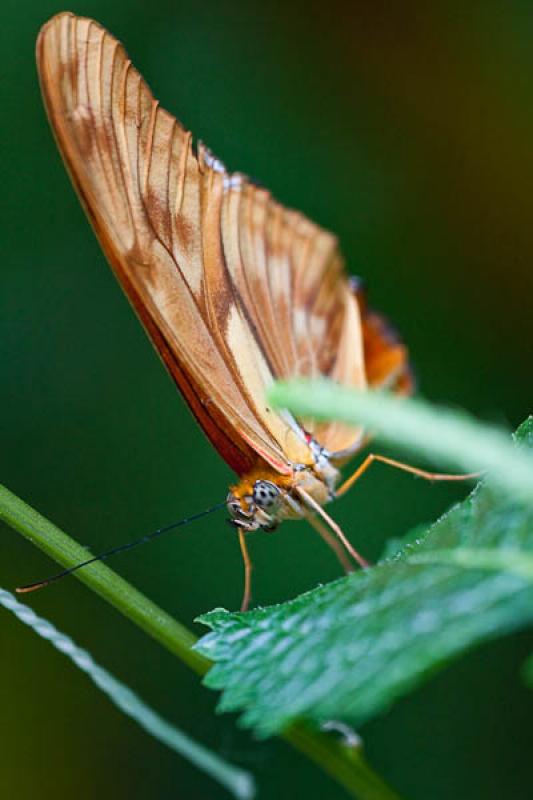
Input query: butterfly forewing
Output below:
<box><xmin>37</xmin><ymin>12</ymin><xmax>410</xmax><ymax>476</ymax></box>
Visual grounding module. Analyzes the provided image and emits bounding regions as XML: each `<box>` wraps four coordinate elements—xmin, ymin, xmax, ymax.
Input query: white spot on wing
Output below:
<box><xmin>202</xmin><ymin>146</ymin><xmax>226</xmax><ymax>174</ymax></box>
<box><xmin>294</xmin><ymin>307</ymin><xmax>308</xmax><ymax>339</ymax></box>
<box><xmin>223</xmin><ymin>174</ymin><xmax>243</xmax><ymax>192</ymax></box>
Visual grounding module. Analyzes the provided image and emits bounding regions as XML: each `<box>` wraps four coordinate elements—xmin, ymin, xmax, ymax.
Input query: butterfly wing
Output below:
<box><xmin>37</xmin><ymin>13</ymin><xmax>314</xmax><ymax>475</ymax></box>
<box><xmin>316</xmin><ymin>281</ymin><xmax>414</xmax><ymax>463</ymax></box>
<box><xmin>37</xmin><ymin>13</ymin><xmax>411</xmax><ymax>478</ymax></box>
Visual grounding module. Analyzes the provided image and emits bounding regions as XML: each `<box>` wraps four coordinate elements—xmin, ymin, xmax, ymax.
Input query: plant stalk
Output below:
<box><xmin>269</xmin><ymin>383</ymin><xmax>533</xmax><ymax>507</ymax></box>
<box><xmin>1</xmin><ymin>482</ymin><xmax>402</xmax><ymax>800</ymax></box>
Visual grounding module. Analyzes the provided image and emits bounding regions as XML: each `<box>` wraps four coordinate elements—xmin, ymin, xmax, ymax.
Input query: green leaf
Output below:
<box><xmin>195</xmin><ymin>419</ymin><xmax>533</xmax><ymax>738</ymax></box>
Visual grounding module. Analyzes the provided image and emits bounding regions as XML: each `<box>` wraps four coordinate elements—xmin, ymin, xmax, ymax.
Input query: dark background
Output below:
<box><xmin>1</xmin><ymin>1</ymin><xmax>532</xmax><ymax>798</ymax></box>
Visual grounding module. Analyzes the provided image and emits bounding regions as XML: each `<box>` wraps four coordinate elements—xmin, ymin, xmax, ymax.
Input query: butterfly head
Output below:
<box><xmin>226</xmin><ymin>454</ymin><xmax>338</xmax><ymax>534</ymax></box>
<box><xmin>227</xmin><ymin>478</ymin><xmax>284</xmax><ymax>533</ymax></box>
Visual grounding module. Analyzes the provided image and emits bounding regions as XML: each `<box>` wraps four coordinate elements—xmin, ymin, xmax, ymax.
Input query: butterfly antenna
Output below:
<box><xmin>16</xmin><ymin>500</ymin><xmax>227</xmax><ymax>594</ymax></box>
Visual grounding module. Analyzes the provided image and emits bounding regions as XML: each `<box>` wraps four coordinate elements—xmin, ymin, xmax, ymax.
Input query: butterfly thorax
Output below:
<box><xmin>227</xmin><ymin>446</ymin><xmax>340</xmax><ymax>533</ymax></box>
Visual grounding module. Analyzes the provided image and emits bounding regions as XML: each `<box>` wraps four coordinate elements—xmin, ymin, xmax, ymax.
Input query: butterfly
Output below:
<box><xmin>35</xmin><ymin>13</ymin><xmax>466</xmax><ymax>611</ymax></box>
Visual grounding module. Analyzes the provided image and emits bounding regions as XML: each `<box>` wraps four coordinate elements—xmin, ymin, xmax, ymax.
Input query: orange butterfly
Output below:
<box><xmin>36</xmin><ymin>13</ymin><xmax>467</xmax><ymax>610</ymax></box>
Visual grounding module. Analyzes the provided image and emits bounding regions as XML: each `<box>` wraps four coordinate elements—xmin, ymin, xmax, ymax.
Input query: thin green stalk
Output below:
<box><xmin>269</xmin><ymin>381</ymin><xmax>533</xmax><ymax>507</ymax></box>
<box><xmin>0</xmin><ymin>588</ymin><xmax>255</xmax><ymax>800</ymax></box>
<box><xmin>0</xmin><ymin>483</ymin><xmax>207</xmax><ymax>675</ymax></box>
<box><xmin>284</xmin><ymin>724</ymin><xmax>402</xmax><ymax>800</ymax></box>
<box><xmin>1</xmin><ymin>483</ymin><xmax>402</xmax><ymax>800</ymax></box>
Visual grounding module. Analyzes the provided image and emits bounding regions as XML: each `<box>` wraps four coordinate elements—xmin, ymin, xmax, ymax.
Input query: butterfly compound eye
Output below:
<box><xmin>253</xmin><ymin>480</ymin><xmax>281</xmax><ymax>511</ymax></box>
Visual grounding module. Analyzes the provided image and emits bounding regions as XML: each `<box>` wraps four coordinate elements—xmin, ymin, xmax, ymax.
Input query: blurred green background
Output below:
<box><xmin>2</xmin><ymin>1</ymin><xmax>532</xmax><ymax>798</ymax></box>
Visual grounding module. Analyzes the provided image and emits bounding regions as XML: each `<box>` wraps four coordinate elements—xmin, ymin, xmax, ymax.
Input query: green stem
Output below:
<box><xmin>0</xmin><ymin>588</ymin><xmax>255</xmax><ymax>800</ymax></box>
<box><xmin>269</xmin><ymin>382</ymin><xmax>533</xmax><ymax>507</ymax></box>
<box><xmin>1</xmin><ymin>482</ymin><xmax>402</xmax><ymax>800</ymax></box>
<box><xmin>0</xmin><ymin>484</ymin><xmax>207</xmax><ymax>675</ymax></box>
<box><xmin>284</xmin><ymin>724</ymin><xmax>402</xmax><ymax>800</ymax></box>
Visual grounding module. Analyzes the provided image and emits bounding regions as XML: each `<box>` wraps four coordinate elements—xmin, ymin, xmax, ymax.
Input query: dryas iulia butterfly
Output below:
<box><xmin>36</xmin><ymin>13</ymin><xmax>467</xmax><ymax>610</ymax></box>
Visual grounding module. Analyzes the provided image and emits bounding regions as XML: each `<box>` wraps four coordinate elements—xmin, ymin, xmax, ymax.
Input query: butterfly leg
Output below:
<box><xmin>335</xmin><ymin>454</ymin><xmax>480</xmax><ymax>499</ymax></box>
<box><xmin>238</xmin><ymin>530</ymin><xmax>253</xmax><ymax>612</ymax></box>
<box><xmin>295</xmin><ymin>487</ymin><xmax>369</xmax><ymax>569</ymax></box>
<box><xmin>306</xmin><ymin>514</ymin><xmax>355</xmax><ymax>573</ymax></box>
